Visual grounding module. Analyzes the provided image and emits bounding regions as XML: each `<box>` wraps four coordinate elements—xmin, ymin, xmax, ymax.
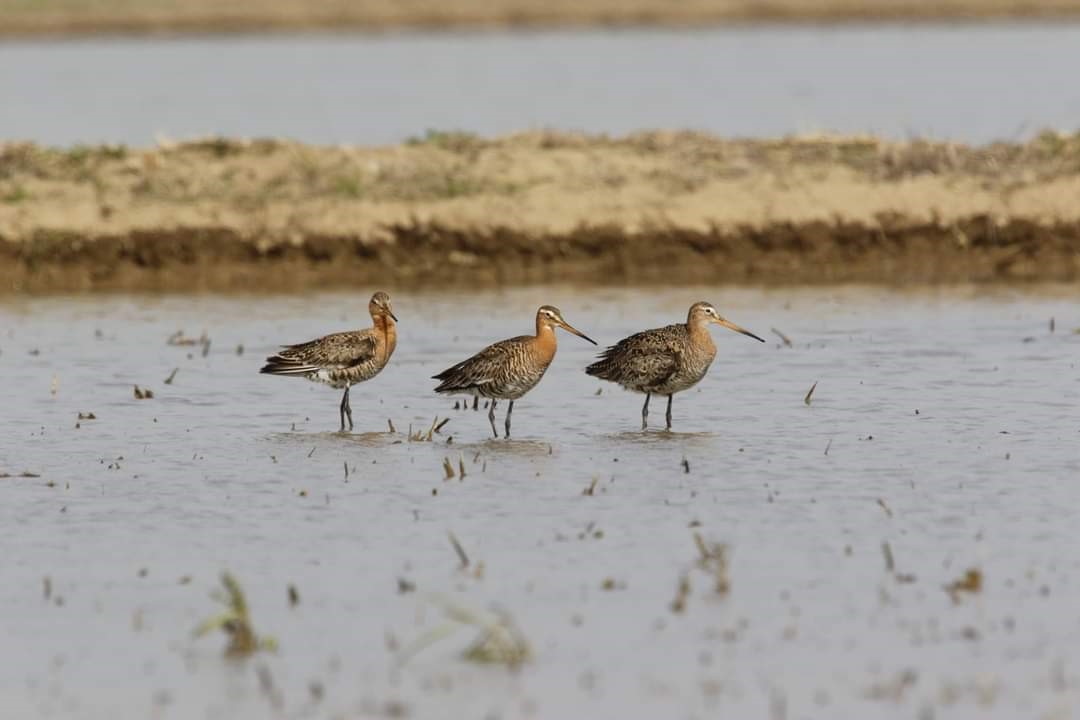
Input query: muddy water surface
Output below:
<box><xmin>2</xmin><ymin>286</ymin><xmax>1079</xmax><ymax>719</ymax></box>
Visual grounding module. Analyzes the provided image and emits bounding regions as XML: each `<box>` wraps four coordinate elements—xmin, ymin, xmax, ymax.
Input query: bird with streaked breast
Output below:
<box><xmin>432</xmin><ymin>305</ymin><xmax>596</xmax><ymax>438</ymax></box>
<box><xmin>586</xmin><ymin>301</ymin><xmax>764</xmax><ymax>430</ymax></box>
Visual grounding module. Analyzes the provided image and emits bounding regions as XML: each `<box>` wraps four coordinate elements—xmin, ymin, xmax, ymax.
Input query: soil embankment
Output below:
<box><xmin>3</xmin><ymin>131</ymin><xmax>1080</xmax><ymax>292</ymax></box>
<box><xmin>3</xmin><ymin>0</ymin><xmax>1080</xmax><ymax>35</ymax></box>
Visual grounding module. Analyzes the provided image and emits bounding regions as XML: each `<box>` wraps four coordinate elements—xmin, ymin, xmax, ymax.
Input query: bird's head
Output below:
<box><xmin>688</xmin><ymin>302</ymin><xmax>764</xmax><ymax>342</ymax></box>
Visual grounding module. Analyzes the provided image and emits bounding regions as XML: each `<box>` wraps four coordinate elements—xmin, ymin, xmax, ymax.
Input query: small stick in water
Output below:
<box><xmin>163</xmin><ymin>368</ymin><xmax>178</xmax><ymax>385</ymax></box>
<box><xmin>387</xmin><ymin>418</ymin><xmax>396</xmax><ymax>433</ymax></box>
<box><xmin>771</xmin><ymin>328</ymin><xmax>793</xmax><ymax>347</ymax></box>
<box><xmin>804</xmin><ymin>381</ymin><xmax>817</xmax><ymax>406</ymax></box>
<box><xmin>881</xmin><ymin>542</ymin><xmax>895</xmax><ymax>573</ymax></box>
<box><xmin>448</xmin><ymin>532</ymin><xmax>469</xmax><ymax>569</ymax></box>
<box><xmin>442</xmin><ymin>457</ymin><xmax>455</xmax><ymax>479</ymax></box>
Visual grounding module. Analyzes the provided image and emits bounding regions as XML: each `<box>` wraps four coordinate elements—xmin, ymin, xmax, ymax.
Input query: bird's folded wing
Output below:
<box><xmin>278</xmin><ymin>331</ymin><xmax>377</xmax><ymax>368</ymax></box>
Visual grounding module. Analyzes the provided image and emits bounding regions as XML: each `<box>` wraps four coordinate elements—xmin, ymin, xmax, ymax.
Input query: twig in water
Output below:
<box><xmin>442</xmin><ymin>457</ymin><xmax>455</xmax><ymax>480</ymax></box>
<box><xmin>693</xmin><ymin>532</ymin><xmax>731</xmax><ymax>596</ymax></box>
<box><xmin>877</xmin><ymin>498</ymin><xmax>893</xmax><ymax>518</ymax></box>
<box><xmin>387</xmin><ymin>418</ymin><xmax>396</xmax><ymax>433</ymax></box>
<box><xmin>448</xmin><ymin>532</ymin><xmax>469</xmax><ymax>569</ymax></box>
<box><xmin>670</xmin><ymin>573</ymin><xmax>691</xmax><ymax>614</ymax></box>
<box><xmin>434</xmin><ymin>418</ymin><xmax>451</xmax><ymax>434</ymax></box>
<box><xmin>804</xmin><ymin>381</ymin><xmax>818</xmax><ymax>406</ymax></box>
<box><xmin>944</xmin><ymin>568</ymin><xmax>983</xmax><ymax>603</ymax></box>
<box><xmin>163</xmin><ymin>368</ymin><xmax>178</xmax><ymax>385</ymax></box>
<box><xmin>256</xmin><ymin>663</ymin><xmax>283</xmax><ymax>709</ymax></box>
<box><xmin>881</xmin><ymin>542</ymin><xmax>895</xmax><ymax>573</ymax></box>
<box><xmin>771</xmin><ymin>328</ymin><xmax>793</xmax><ymax>347</ymax></box>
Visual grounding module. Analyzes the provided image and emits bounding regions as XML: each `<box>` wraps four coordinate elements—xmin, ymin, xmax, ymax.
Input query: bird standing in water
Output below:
<box><xmin>586</xmin><ymin>302</ymin><xmax>764</xmax><ymax>430</ymax></box>
<box><xmin>433</xmin><ymin>306</ymin><xmax>596</xmax><ymax>438</ymax></box>
<box><xmin>260</xmin><ymin>292</ymin><xmax>398</xmax><ymax>432</ymax></box>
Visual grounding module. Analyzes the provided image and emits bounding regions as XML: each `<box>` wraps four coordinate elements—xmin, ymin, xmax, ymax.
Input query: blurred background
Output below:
<box><xmin>2</xmin><ymin>0</ymin><xmax>1080</xmax><ymax>146</ymax></box>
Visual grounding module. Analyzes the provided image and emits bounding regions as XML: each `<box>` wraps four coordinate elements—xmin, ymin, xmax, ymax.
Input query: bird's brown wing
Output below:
<box><xmin>262</xmin><ymin>330</ymin><xmax>378</xmax><ymax>375</ymax></box>
<box><xmin>586</xmin><ymin>326</ymin><xmax>681</xmax><ymax>390</ymax></box>
<box><xmin>432</xmin><ymin>336</ymin><xmax>528</xmax><ymax>392</ymax></box>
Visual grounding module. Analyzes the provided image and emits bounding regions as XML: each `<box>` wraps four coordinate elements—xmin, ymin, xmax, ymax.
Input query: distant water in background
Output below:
<box><xmin>1</xmin><ymin>25</ymin><xmax>1080</xmax><ymax>146</ymax></box>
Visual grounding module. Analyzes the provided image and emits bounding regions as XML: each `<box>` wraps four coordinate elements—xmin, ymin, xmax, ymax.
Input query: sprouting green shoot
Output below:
<box><xmin>193</xmin><ymin>572</ymin><xmax>278</xmax><ymax>658</ymax></box>
<box><xmin>397</xmin><ymin>594</ymin><xmax>531</xmax><ymax>670</ymax></box>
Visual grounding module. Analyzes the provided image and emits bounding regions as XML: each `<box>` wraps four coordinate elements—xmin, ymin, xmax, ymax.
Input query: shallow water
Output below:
<box><xmin>2</xmin><ymin>25</ymin><xmax>1080</xmax><ymax>146</ymax></box>
<box><xmin>2</xmin><ymin>286</ymin><xmax>1080</xmax><ymax>719</ymax></box>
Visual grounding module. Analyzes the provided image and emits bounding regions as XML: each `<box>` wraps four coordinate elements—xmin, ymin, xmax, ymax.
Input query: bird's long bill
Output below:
<box><xmin>559</xmin><ymin>320</ymin><xmax>598</xmax><ymax>345</ymax></box>
<box><xmin>387</xmin><ymin>310</ymin><xmax>399</xmax><ymax>322</ymax></box>
<box><xmin>717</xmin><ymin>318</ymin><xmax>765</xmax><ymax>343</ymax></box>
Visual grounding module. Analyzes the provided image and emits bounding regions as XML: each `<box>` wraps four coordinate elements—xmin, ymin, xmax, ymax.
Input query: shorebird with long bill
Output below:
<box><xmin>586</xmin><ymin>301</ymin><xmax>764</xmax><ymax>430</ymax></box>
<box><xmin>260</xmin><ymin>291</ymin><xmax>398</xmax><ymax>432</ymax></box>
<box><xmin>433</xmin><ymin>305</ymin><xmax>596</xmax><ymax>438</ymax></box>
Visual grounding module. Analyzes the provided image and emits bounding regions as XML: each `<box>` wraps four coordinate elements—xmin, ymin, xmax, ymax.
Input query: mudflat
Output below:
<box><xmin>4</xmin><ymin>0</ymin><xmax>1080</xmax><ymax>35</ymax></box>
<box><xmin>2</xmin><ymin>131</ymin><xmax>1080</xmax><ymax>292</ymax></box>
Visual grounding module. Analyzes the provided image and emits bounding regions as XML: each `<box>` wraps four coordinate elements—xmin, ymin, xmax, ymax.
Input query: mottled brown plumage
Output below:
<box><xmin>261</xmin><ymin>291</ymin><xmax>397</xmax><ymax>431</ymax></box>
<box><xmin>586</xmin><ymin>301</ymin><xmax>764</xmax><ymax>430</ymax></box>
<box><xmin>433</xmin><ymin>305</ymin><xmax>596</xmax><ymax>438</ymax></box>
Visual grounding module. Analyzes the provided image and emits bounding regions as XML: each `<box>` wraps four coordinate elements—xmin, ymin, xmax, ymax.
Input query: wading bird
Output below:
<box><xmin>433</xmin><ymin>306</ymin><xmax>596</xmax><ymax>438</ymax></box>
<box><xmin>586</xmin><ymin>302</ymin><xmax>764</xmax><ymax>430</ymax></box>
<box><xmin>260</xmin><ymin>292</ymin><xmax>397</xmax><ymax>432</ymax></box>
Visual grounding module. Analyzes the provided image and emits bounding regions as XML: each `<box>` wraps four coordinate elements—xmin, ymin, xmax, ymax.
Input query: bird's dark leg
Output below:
<box><xmin>339</xmin><ymin>386</ymin><xmax>351</xmax><ymax>432</ymax></box>
<box><xmin>665</xmin><ymin>394</ymin><xmax>673</xmax><ymax>430</ymax></box>
<box><xmin>345</xmin><ymin>385</ymin><xmax>354</xmax><ymax>430</ymax></box>
<box><xmin>641</xmin><ymin>393</ymin><xmax>651</xmax><ymax>430</ymax></box>
<box><xmin>472</xmin><ymin>395</ymin><xmax>478</xmax><ymax>411</ymax></box>
<box><xmin>505</xmin><ymin>401</ymin><xmax>514</xmax><ymax>439</ymax></box>
<box><xmin>488</xmin><ymin>399</ymin><xmax>498</xmax><ymax>438</ymax></box>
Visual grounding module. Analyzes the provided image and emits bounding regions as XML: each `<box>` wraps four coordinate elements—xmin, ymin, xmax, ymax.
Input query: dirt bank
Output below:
<box><xmin>3</xmin><ymin>131</ymin><xmax>1080</xmax><ymax>292</ymax></box>
<box><xmin>3</xmin><ymin>0</ymin><xmax>1080</xmax><ymax>36</ymax></box>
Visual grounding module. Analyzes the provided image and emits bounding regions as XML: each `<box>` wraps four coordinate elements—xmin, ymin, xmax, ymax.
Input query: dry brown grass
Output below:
<box><xmin>4</xmin><ymin>130</ymin><xmax>1080</xmax><ymax>242</ymax></box>
<box><xmin>3</xmin><ymin>0</ymin><xmax>1080</xmax><ymax>35</ymax></box>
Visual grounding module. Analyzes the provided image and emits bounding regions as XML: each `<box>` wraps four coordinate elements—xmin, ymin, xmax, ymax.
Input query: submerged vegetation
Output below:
<box><xmin>193</xmin><ymin>573</ymin><xmax>278</xmax><ymax>658</ymax></box>
<box><xmin>398</xmin><ymin>595</ymin><xmax>531</xmax><ymax>670</ymax></box>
